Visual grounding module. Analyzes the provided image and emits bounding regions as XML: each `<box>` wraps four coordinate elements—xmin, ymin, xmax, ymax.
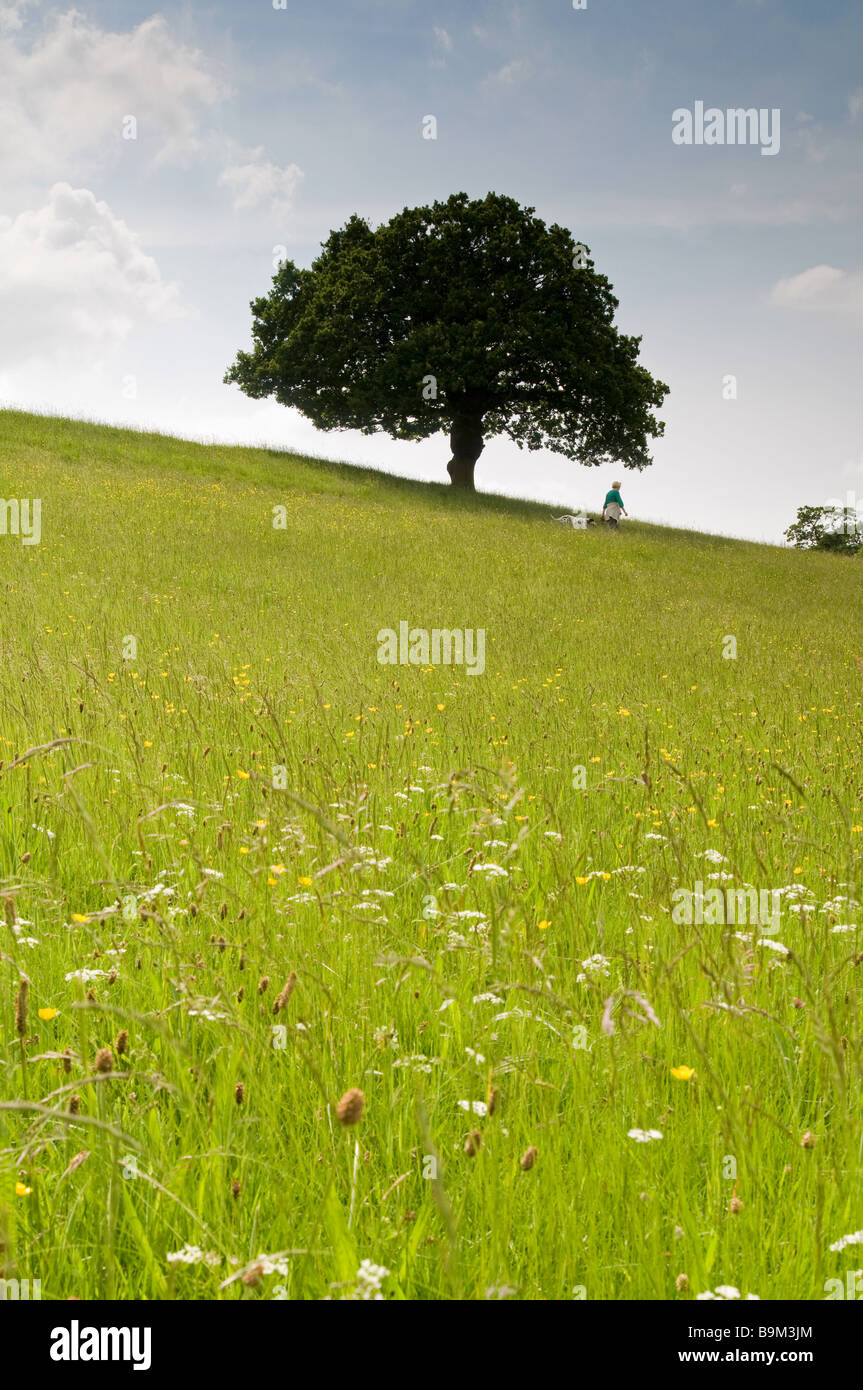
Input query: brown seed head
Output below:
<box><xmin>729</xmin><ymin>1195</ymin><xmax>744</xmax><ymax>1214</ymax></box>
<box><xmin>235</xmin><ymin>1082</ymin><xmax>245</xmax><ymax>1105</ymax></box>
<box><xmin>336</xmin><ymin>1088</ymin><xmax>365</xmax><ymax>1125</ymax></box>
<box><xmin>274</xmin><ymin>971</ymin><xmax>297</xmax><ymax>1013</ymax></box>
<box><xmin>257</xmin><ymin>976</ymin><xmax>269</xmax><ymax>995</ymax></box>
<box><xmin>676</xmin><ymin>1273</ymin><xmax>690</xmax><ymax>1292</ymax></box>
<box><xmin>464</xmin><ymin>1129</ymin><xmax>482</xmax><ymax>1157</ymax></box>
<box><xmin>241</xmin><ymin>1263</ymin><xmax>263</xmax><ymax>1287</ymax></box>
<box><xmin>68</xmin><ymin>1094</ymin><xmax>81</xmax><ymax>1115</ymax></box>
<box><xmin>520</xmin><ymin>1145</ymin><xmax>538</xmax><ymax>1171</ymax></box>
<box><xmin>115</xmin><ymin>1029</ymin><xmax>129</xmax><ymax>1057</ymax></box>
<box><xmin>487</xmin><ymin>1084</ymin><xmax>499</xmax><ymax>1116</ymax></box>
<box><xmin>62</xmin><ymin>1047</ymin><xmax>73</xmax><ymax>1074</ymax></box>
<box><xmin>801</xmin><ymin>1130</ymin><xmax>815</xmax><ymax>1149</ymax></box>
<box><xmin>231</xmin><ymin>1179</ymin><xmax>241</xmax><ymax>1200</ymax></box>
<box><xmin>94</xmin><ymin>1046</ymin><xmax>113</xmax><ymax>1074</ymax></box>
<box><xmin>14</xmin><ymin>977</ymin><xmax>28</xmax><ymax>1036</ymax></box>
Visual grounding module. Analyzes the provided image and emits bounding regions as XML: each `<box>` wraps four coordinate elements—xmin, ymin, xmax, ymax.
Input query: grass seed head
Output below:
<box><xmin>520</xmin><ymin>1145</ymin><xmax>538</xmax><ymax>1171</ymax></box>
<box><xmin>464</xmin><ymin>1129</ymin><xmax>482</xmax><ymax>1157</ymax></box>
<box><xmin>14</xmin><ymin>977</ymin><xmax>28</xmax><ymax>1036</ymax></box>
<box><xmin>274</xmin><ymin>972</ymin><xmax>297</xmax><ymax>1012</ymax></box>
<box><xmin>94</xmin><ymin>1046</ymin><xmax>113</xmax><ymax>1074</ymax></box>
<box><xmin>115</xmin><ymin>1029</ymin><xmax>129</xmax><ymax>1056</ymax></box>
<box><xmin>336</xmin><ymin>1088</ymin><xmax>365</xmax><ymax>1125</ymax></box>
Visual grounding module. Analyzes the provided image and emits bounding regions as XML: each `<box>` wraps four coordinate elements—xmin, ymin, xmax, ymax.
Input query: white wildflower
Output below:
<box><xmin>829</xmin><ymin>1230</ymin><xmax>863</xmax><ymax>1253</ymax></box>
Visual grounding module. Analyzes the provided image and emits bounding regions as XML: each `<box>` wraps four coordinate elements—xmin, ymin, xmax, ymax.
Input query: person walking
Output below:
<box><xmin>603</xmin><ymin>481</ymin><xmax>628</xmax><ymax>528</ymax></box>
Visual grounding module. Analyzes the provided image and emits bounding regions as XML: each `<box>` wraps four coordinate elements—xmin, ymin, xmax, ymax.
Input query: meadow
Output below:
<box><xmin>1</xmin><ymin>407</ymin><xmax>862</xmax><ymax>1301</ymax></box>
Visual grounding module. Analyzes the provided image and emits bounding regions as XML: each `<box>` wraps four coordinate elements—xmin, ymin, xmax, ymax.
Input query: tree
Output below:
<box><xmin>785</xmin><ymin>505</ymin><xmax>862</xmax><ymax>555</ymax></box>
<box><xmin>225</xmin><ymin>192</ymin><xmax>669</xmax><ymax>491</ymax></box>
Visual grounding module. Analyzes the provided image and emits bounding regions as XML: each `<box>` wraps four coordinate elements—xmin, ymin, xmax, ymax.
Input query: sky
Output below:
<box><xmin>0</xmin><ymin>0</ymin><xmax>860</xmax><ymax>542</ymax></box>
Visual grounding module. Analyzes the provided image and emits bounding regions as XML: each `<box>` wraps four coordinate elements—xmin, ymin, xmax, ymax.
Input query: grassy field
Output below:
<box><xmin>1</xmin><ymin>407</ymin><xmax>862</xmax><ymax>1302</ymax></box>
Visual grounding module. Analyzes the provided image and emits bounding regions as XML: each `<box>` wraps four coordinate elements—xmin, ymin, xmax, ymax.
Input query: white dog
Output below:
<box><xmin>553</xmin><ymin>512</ymin><xmax>594</xmax><ymax>529</ymax></box>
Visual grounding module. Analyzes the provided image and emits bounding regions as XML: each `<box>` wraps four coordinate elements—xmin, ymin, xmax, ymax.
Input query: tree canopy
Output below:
<box><xmin>225</xmin><ymin>191</ymin><xmax>669</xmax><ymax>490</ymax></box>
<box><xmin>785</xmin><ymin>505</ymin><xmax>862</xmax><ymax>555</ymax></box>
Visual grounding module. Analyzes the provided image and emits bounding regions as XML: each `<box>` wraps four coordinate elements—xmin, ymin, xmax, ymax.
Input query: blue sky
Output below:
<box><xmin>1</xmin><ymin>0</ymin><xmax>860</xmax><ymax>540</ymax></box>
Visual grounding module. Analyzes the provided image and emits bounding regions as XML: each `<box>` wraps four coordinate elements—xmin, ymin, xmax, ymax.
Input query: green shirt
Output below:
<box><xmin>604</xmin><ymin>489</ymin><xmax>623</xmax><ymax>508</ymax></box>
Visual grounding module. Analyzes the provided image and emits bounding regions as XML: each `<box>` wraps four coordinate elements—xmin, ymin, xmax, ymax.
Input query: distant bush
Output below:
<box><xmin>785</xmin><ymin>505</ymin><xmax>862</xmax><ymax>555</ymax></box>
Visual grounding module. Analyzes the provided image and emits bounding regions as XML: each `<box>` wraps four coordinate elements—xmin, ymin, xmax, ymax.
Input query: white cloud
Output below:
<box><xmin>484</xmin><ymin>58</ymin><xmax>534</xmax><ymax>87</ymax></box>
<box><xmin>218</xmin><ymin>148</ymin><xmax>304</xmax><ymax>217</ymax></box>
<box><xmin>0</xmin><ymin>182</ymin><xmax>184</xmax><ymax>369</ymax></box>
<box><xmin>433</xmin><ymin>26</ymin><xmax>453</xmax><ymax>54</ymax></box>
<box><xmin>0</xmin><ymin>0</ymin><xmax>35</xmax><ymax>34</ymax></box>
<box><xmin>848</xmin><ymin>89</ymin><xmax>863</xmax><ymax>121</ymax></box>
<box><xmin>770</xmin><ymin>264</ymin><xmax>863</xmax><ymax>312</ymax></box>
<box><xmin>0</xmin><ymin>10</ymin><xmax>228</xmax><ymax>183</ymax></box>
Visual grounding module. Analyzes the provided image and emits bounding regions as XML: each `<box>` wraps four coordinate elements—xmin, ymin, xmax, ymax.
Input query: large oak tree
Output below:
<box><xmin>225</xmin><ymin>192</ymin><xmax>669</xmax><ymax>491</ymax></box>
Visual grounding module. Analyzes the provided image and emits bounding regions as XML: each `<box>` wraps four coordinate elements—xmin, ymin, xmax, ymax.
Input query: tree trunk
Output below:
<box><xmin>447</xmin><ymin>413</ymin><xmax>484</xmax><ymax>490</ymax></box>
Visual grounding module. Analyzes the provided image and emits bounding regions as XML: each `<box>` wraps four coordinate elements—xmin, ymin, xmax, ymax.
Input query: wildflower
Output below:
<box><xmin>343</xmin><ymin>1259</ymin><xmax>389</xmax><ymax>1301</ymax></box>
<box><xmin>71</xmin><ymin>913</ymin><xmax>90</xmax><ymax>923</ymax></box>
<box><xmin>15</xmin><ymin>1181</ymin><xmax>32</xmax><ymax>1196</ymax></box>
<box><xmin>670</xmin><ymin>1065</ymin><xmax>695</xmax><ymax>1081</ymax></box>
<box><xmin>696</xmin><ymin>1286</ymin><xmax>760</xmax><ymax>1300</ymax></box>
<box><xmin>38</xmin><ymin>1007</ymin><xmax>58</xmax><ymax>1021</ymax></box>
<box><xmin>298</xmin><ymin>876</ymin><xmax>313</xmax><ymax>887</ymax></box>
<box><xmin>471</xmin><ymin>862</ymin><xmax>508</xmax><ymax>879</ymax></box>
<box><xmin>536</xmin><ymin>919</ymin><xmax>551</xmax><ymax>931</ymax></box>
<box><xmin>336</xmin><ymin>1088</ymin><xmax>365</xmax><ymax>1125</ymax></box>
<box><xmin>520</xmin><ymin>1146</ymin><xmax>538</xmax><ymax>1171</ymax></box>
<box><xmin>628</xmin><ymin>1128</ymin><xmax>663</xmax><ymax>1143</ymax></box>
<box><xmin>829</xmin><ymin>1230</ymin><xmax>863</xmax><ymax>1253</ymax></box>
<box><xmin>166</xmin><ymin>1244</ymin><xmax>220</xmax><ymax>1268</ymax></box>
<box><xmin>458</xmin><ymin>1100</ymin><xmax>488</xmax><ymax>1117</ymax></box>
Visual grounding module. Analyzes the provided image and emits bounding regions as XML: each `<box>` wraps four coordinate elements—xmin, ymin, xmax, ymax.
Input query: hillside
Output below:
<box><xmin>1</xmin><ymin>408</ymin><xmax>862</xmax><ymax>1301</ymax></box>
